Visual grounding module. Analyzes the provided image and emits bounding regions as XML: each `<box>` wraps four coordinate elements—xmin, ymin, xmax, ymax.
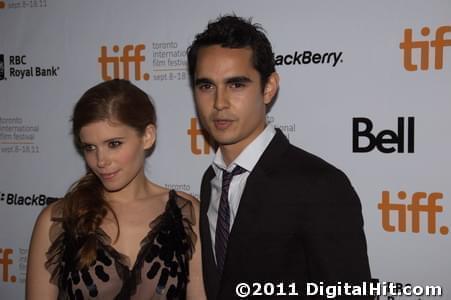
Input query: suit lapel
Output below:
<box><xmin>199</xmin><ymin>166</ymin><xmax>221</xmax><ymax>298</ymax></box>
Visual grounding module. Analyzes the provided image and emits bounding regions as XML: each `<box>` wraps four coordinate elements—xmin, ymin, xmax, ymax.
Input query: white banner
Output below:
<box><xmin>1</xmin><ymin>1</ymin><xmax>450</xmax><ymax>299</ymax></box>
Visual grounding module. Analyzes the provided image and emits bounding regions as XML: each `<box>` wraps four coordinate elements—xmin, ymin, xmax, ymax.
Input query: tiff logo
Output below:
<box><xmin>0</xmin><ymin>248</ymin><xmax>16</xmax><ymax>283</ymax></box>
<box><xmin>378</xmin><ymin>191</ymin><xmax>448</xmax><ymax>235</ymax></box>
<box><xmin>400</xmin><ymin>25</ymin><xmax>451</xmax><ymax>71</ymax></box>
<box><xmin>187</xmin><ymin>118</ymin><xmax>213</xmax><ymax>155</ymax></box>
<box><xmin>98</xmin><ymin>44</ymin><xmax>150</xmax><ymax>80</ymax></box>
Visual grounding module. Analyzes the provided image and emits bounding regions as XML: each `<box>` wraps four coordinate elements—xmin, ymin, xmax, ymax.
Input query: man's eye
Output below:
<box><xmin>198</xmin><ymin>83</ymin><xmax>213</xmax><ymax>91</ymax></box>
<box><xmin>109</xmin><ymin>140</ymin><xmax>122</xmax><ymax>148</ymax></box>
<box><xmin>230</xmin><ymin>82</ymin><xmax>246</xmax><ymax>89</ymax></box>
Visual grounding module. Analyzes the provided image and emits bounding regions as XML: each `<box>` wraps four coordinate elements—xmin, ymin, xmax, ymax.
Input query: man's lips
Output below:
<box><xmin>213</xmin><ymin>119</ymin><xmax>234</xmax><ymax>130</ymax></box>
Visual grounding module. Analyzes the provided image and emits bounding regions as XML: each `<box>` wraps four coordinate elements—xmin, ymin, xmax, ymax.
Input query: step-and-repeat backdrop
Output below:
<box><xmin>1</xmin><ymin>1</ymin><xmax>450</xmax><ymax>299</ymax></box>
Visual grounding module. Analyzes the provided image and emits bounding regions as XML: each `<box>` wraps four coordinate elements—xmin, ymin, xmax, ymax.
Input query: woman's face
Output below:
<box><xmin>79</xmin><ymin>119</ymin><xmax>155</xmax><ymax>192</ymax></box>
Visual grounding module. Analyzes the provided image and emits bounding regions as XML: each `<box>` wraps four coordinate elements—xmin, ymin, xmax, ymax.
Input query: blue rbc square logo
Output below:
<box><xmin>0</xmin><ymin>54</ymin><xmax>5</xmax><ymax>80</ymax></box>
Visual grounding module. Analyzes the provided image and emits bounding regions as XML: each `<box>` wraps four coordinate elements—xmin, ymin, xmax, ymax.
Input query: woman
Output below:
<box><xmin>26</xmin><ymin>79</ymin><xmax>206</xmax><ymax>299</ymax></box>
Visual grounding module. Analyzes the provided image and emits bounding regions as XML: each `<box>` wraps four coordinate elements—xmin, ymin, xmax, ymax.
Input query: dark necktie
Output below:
<box><xmin>215</xmin><ymin>165</ymin><xmax>246</xmax><ymax>274</ymax></box>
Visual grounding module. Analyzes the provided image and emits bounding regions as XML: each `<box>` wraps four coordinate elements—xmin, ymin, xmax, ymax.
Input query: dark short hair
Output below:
<box><xmin>187</xmin><ymin>15</ymin><xmax>275</xmax><ymax>90</ymax></box>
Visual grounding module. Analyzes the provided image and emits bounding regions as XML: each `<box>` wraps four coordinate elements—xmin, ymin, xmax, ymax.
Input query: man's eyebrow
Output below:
<box><xmin>225</xmin><ymin>76</ymin><xmax>252</xmax><ymax>84</ymax></box>
<box><xmin>194</xmin><ymin>78</ymin><xmax>213</xmax><ymax>86</ymax></box>
<box><xmin>194</xmin><ymin>76</ymin><xmax>252</xmax><ymax>86</ymax></box>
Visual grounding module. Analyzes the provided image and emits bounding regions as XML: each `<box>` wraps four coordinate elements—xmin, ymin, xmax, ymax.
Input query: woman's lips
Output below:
<box><xmin>99</xmin><ymin>170</ymin><xmax>119</xmax><ymax>180</ymax></box>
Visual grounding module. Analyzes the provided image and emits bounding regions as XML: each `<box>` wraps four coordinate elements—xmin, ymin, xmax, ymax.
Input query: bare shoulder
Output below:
<box><xmin>33</xmin><ymin>199</ymin><xmax>61</xmax><ymax>234</ymax></box>
<box><xmin>174</xmin><ymin>191</ymin><xmax>200</xmax><ymax>211</ymax></box>
<box><xmin>173</xmin><ymin>191</ymin><xmax>201</xmax><ymax>228</ymax></box>
<box><xmin>29</xmin><ymin>199</ymin><xmax>65</xmax><ymax>250</ymax></box>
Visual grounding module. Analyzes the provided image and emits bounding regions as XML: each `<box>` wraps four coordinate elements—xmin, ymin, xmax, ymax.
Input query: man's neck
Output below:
<box><xmin>219</xmin><ymin>125</ymin><xmax>267</xmax><ymax>166</ymax></box>
<box><xmin>220</xmin><ymin>145</ymin><xmax>241</xmax><ymax>167</ymax></box>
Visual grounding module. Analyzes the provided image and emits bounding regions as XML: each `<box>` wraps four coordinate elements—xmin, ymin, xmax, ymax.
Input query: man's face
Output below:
<box><xmin>194</xmin><ymin>45</ymin><xmax>278</xmax><ymax>159</ymax></box>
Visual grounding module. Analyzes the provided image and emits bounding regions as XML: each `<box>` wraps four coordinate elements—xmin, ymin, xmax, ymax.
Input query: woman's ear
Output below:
<box><xmin>142</xmin><ymin>124</ymin><xmax>156</xmax><ymax>150</ymax></box>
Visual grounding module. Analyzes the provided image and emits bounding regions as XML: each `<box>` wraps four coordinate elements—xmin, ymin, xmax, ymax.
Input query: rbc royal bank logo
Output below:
<box><xmin>0</xmin><ymin>55</ymin><xmax>60</xmax><ymax>79</ymax></box>
<box><xmin>400</xmin><ymin>25</ymin><xmax>451</xmax><ymax>71</ymax></box>
<box><xmin>98</xmin><ymin>44</ymin><xmax>150</xmax><ymax>81</ymax></box>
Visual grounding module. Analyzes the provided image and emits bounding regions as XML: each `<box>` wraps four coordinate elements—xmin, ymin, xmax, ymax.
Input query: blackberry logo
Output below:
<box><xmin>0</xmin><ymin>192</ymin><xmax>57</xmax><ymax>206</ymax></box>
<box><xmin>275</xmin><ymin>51</ymin><xmax>343</xmax><ymax>67</ymax></box>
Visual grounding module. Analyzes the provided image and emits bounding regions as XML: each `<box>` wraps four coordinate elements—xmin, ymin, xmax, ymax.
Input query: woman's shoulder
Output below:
<box><xmin>29</xmin><ymin>199</ymin><xmax>68</xmax><ymax>255</ymax></box>
<box><xmin>145</xmin><ymin>183</ymin><xmax>200</xmax><ymax>227</ymax></box>
<box><xmin>171</xmin><ymin>190</ymin><xmax>200</xmax><ymax>211</ymax></box>
<box><xmin>33</xmin><ymin>199</ymin><xmax>63</xmax><ymax>232</ymax></box>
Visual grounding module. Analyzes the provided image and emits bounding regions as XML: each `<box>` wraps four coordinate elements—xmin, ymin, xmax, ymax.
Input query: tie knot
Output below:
<box><xmin>225</xmin><ymin>165</ymin><xmax>246</xmax><ymax>177</ymax></box>
<box><xmin>232</xmin><ymin>165</ymin><xmax>246</xmax><ymax>176</ymax></box>
<box><xmin>222</xmin><ymin>165</ymin><xmax>246</xmax><ymax>186</ymax></box>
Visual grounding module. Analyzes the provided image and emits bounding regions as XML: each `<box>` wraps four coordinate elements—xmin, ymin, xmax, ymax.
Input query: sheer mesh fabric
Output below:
<box><xmin>46</xmin><ymin>190</ymin><xmax>196</xmax><ymax>300</ymax></box>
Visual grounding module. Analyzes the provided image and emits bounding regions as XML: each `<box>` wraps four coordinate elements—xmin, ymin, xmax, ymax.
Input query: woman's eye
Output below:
<box><xmin>109</xmin><ymin>140</ymin><xmax>122</xmax><ymax>148</ymax></box>
<box><xmin>83</xmin><ymin>144</ymin><xmax>96</xmax><ymax>152</ymax></box>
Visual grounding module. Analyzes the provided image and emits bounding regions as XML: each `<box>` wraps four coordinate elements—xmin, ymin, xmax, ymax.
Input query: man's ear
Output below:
<box><xmin>142</xmin><ymin>124</ymin><xmax>156</xmax><ymax>150</ymax></box>
<box><xmin>263</xmin><ymin>72</ymin><xmax>279</xmax><ymax>105</ymax></box>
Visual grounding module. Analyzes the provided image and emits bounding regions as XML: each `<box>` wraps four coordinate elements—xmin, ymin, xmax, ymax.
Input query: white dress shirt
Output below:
<box><xmin>208</xmin><ymin>124</ymin><xmax>276</xmax><ymax>261</ymax></box>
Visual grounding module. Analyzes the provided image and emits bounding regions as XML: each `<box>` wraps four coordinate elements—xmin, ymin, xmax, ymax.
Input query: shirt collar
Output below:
<box><xmin>212</xmin><ymin>124</ymin><xmax>276</xmax><ymax>175</ymax></box>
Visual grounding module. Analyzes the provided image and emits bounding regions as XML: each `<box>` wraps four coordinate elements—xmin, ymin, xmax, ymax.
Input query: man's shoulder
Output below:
<box><xmin>272</xmin><ymin>138</ymin><xmax>331</xmax><ymax>168</ymax></box>
<box><xmin>264</xmin><ymin>129</ymin><xmax>339</xmax><ymax>171</ymax></box>
<box><xmin>272</xmin><ymin>139</ymin><xmax>348</xmax><ymax>182</ymax></box>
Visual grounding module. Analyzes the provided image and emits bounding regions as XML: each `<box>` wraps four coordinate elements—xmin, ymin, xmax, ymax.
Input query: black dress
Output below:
<box><xmin>46</xmin><ymin>190</ymin><xmax>196</xmax><ymax>300</ymax></box>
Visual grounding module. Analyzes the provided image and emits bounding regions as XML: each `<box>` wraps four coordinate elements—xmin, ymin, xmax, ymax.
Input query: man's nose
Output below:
<box><xmin>213</xmin><ymin>87</ymin><xmax>230</xmax><ymax>111</ymax></box>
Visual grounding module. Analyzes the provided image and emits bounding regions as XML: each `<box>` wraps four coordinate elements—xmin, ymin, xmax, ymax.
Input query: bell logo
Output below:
<box><xmin>400</xmin><ymin>25</ymin><xmax>451</xmax><ymax>71</ymax></box>
<box><xmin>352</xmin><ymin>117</ymin><xmax>414</xmax><ymax>153</ymax></box>
<box><xmin>0</xmin><ymin>248</ymin><xmax>16</xmax><ymax>283</ymax></box>
<box><xmin>378</xmin><ymin>191</ymin><xmax>449</xmax><ymax>235</ymax></box>
<box><xmin>98</xmin><ymin>44</ymin><xmax>150</xmax><ymax>80</ymax></box>
<box><xmin>187</xmin><ymin>118</ymin><xmax>213</xmax><ymax>155</ymax></box>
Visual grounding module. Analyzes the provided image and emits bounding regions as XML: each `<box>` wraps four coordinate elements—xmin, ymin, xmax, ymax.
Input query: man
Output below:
<box><xmin>187</xmin><ymin>15</ymin><xmax>372</xmax><ymax>299</ymax></box>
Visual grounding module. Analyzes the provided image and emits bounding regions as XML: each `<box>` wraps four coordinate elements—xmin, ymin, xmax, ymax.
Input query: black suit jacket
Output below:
<box><xmin>200</xmin><ymin>129</ymin><xmax>372</xmax><ymax>299</ymax></box>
